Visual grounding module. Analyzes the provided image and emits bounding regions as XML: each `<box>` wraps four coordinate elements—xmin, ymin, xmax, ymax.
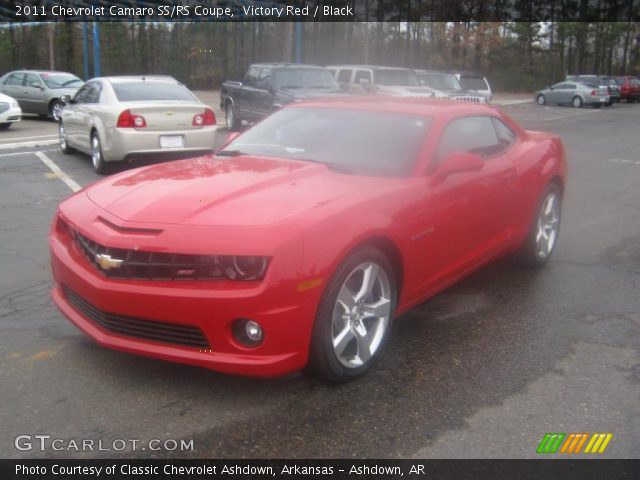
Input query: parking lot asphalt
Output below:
<box><xmin>0</xmin><ymin>102</ymin><xmax>638</xmax><ymax>459</ymax></box>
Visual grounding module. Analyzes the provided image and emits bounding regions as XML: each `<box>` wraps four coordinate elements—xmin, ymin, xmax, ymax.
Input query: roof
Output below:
<box><xmin>287</xmin><ymin>95</ymin><xmax>499</xmax><ymax>117</ymax></box>
<box><xmin>101</xmin><ymin>75</ymin><xmax>178</xmax><ymax>83</ymax></box>
<box><xmin>326</xmin><ymin>65</ymin><xmax>414</xmax><ymax>71</ymax></box>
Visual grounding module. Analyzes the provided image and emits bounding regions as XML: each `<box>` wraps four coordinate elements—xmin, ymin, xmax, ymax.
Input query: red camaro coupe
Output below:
<box><xmin>50</xmin><ymin>97</ymin><xmax>566</xmax><ymax>381</ymax></box>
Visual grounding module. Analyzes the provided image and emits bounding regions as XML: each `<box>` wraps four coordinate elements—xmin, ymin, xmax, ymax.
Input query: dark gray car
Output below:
<box><xmin>536</xmin><ymin>81</ymin><xmax>610</xmax><ymax>108</ymax></box>
<box><xmin>0</xmin><ymin>70</ymin><xmax>84</xmax><ymax>121</ymax></box>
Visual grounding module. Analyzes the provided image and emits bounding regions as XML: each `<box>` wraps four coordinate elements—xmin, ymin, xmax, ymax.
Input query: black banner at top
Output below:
<box><xmin>1</xmin><ymin>0</ymin><xmax>639</xmax><ymax>23</ymax></box>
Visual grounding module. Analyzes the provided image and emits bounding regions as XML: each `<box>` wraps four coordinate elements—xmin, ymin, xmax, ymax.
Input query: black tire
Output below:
<box><xmin>572</xmin><ymin>96</ymin><xmax>583</xmax><ymax>108</ymax></box>
<box><xmin>517</xmin><ymin>183</ymin><xmax>562</xmax><ymax>267</ymax></box>
<box><xmin>536</xmin><ymin>94</ymin><xmax>546</xmax><ymax>106</ymax></box>
<box><xmin>604</xmin><ymin>100</ymin><xmax>613</xmax><ymax>107</ymax></box>
<box><xmin>307</xmin><ymin>246</ymin><xmax>397</xmax><ymax>382</ymax></box>
<box><xmin>59</xmin><ymin>122</ymin><xmax>74</xmax><ymax>154</ymax></box>
<box><xmin>0</xmin><ymin>123</ymin><xmax>11</xmax><ymax>130</ymax></box>
<box><xmin>225</xmin><ymin>102</ymin><xmax>241</xmax><ymax>131</ymax></box>
<box><xmin>593</xmin><ymin>104</ymin><xmax>602</xmax><ymax>109</ymax></box>
<box><xmin>49</xmin><ymin>99</ymin><xmax>64</xmax><ymax>122</ymax></box>
<box><xmin>90</xmin><ymin>132</ymin><xmax>110</xmax><ymax>175</ymax></box>
<box><xmin>628</xmin><ymin>97</ymin><xmax>636</xmax><ymax>104</ymax></box>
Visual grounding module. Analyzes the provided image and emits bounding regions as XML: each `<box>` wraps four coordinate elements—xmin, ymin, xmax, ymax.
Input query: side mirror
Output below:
<box><xmin>30</xmin><ymin>81</ymin><xmax>43</xmax><ymax>89</ymax></box>
<box><xmin>60</xmin><ymin>95</ymin><xmax>72</xmax><ymax>104</ymax></box>
<box><xmin>432</xmin><ymin>151</ymin><xmax>484</xmax><ymax>180</ymax></box>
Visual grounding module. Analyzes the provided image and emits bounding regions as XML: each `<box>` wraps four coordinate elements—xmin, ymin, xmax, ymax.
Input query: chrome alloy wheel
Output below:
<box><xmin>535</xmin><ymin>192</ymin><xmax>560</xmax><ymax>260</ymax></box>
<box><xmin>91</xmin><ymin>134</ymin><xmax>101</xmax><ymax>170</ymax></box>
<box><xmin>51</xmin><ymin>101</ymin><xmax>63</xmax><ymax>122</ymax></box>
<box><xmin>331</xmin><ymin>262</ymin><xmax>392</xmax><ymax>368</ymax></box>
<box><xmin>59</xmin><ymin>123</ymin><xmax>67</xmax><ymax>150</ymax></box>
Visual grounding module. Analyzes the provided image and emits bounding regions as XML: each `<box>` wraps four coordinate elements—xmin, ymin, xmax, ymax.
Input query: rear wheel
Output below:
<box><xmin>628</xmin><ymin>97</ymin><xmax>636</xmax><ymax>103</ymax></box>
<box><xmin>536</xmin><ymin>94</ymin><xmax>546</xmax><ymax>105</ymax></box>
<box><xmin>90</xmin><ymin>132</ymin><xmax>110</xmax><ymax>175</ymax></box>
<box><xmin>225</xmin><ymin>103</ymin><xmax>241</xmax><ymax>131</ymax></box>
<box><xmin>0</xmin><ymin>123</ymin><xmax>11</xmax><ymax>130</ymax></box>
<box><xmin>572</xmin><ymin>96</ymin><xmax>583</xmax><ymax>108</ymax></box>
<box><xmin>307</xmin><ymin>246</ymin><xmax>396</xmax><ymax>382</ymax></box>
<box><xmin>517</xmin><ymin>184</ymin><xmax>562</xmax><ymax>266</ymax></box>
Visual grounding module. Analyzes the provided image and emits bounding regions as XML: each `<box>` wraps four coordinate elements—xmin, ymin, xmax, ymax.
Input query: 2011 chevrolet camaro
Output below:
<box><xmin>50</xmin><ymin>97</ymin><xmax>566</xmax><ymax>381</ymax></box>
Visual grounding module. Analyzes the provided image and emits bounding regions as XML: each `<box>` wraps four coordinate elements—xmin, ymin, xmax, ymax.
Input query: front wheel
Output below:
<box><xmin>536</xmin><ymin>94</ymin><xmax>546</xmax><ymax>105</ymax></box>
<box><xmin>517</xmin><ymin>184</ymin><xmax>562</xmax><ymax>266</ymax></box>
<box><xmin>572</xmin><ymin>96</ymin><xmax>583</xmax><ymax>108</ymax></box>
<box><xmin>225</xmin><ymin>103</ymin><xmax>241</xmax><ymax>131</ymax></box>
<box><xmin>0</xmin><ymin>123</ymin><xmax>11</xmax><ymax>130</ymax></box>
<box><xmin>90</xmin><ymin>132</ymin><xmax>110</xmax><ymax>175</ymax></box>
<box><xmin>50</xmin><ymin>100</ymin><xmax>64</xmax><ymax>122</ymax></box>
<box><xmin>59</xmin><ymin>122</ymin><xmax>74</xmax><ymax>154</ymax></box>
<box><xmin>307</xmin><ymin>246</ymin><xmax>396</xmax><ymax>382</ymax></box>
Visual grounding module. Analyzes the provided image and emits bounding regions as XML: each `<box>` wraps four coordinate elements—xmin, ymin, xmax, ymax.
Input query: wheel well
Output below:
<box><xmin>549</xmin><ymin>175</ymin><xmax>564</xmax><ymax>195</ymax></box>
<box><xmin>357</xmin><ymin>236</ymin><xmax>404</xmax><ymax>302</ymax></box>
<box><xmin>48</xmin><ymin>98</ymin><xmax>59</xmax><ymax>109</ymax></box>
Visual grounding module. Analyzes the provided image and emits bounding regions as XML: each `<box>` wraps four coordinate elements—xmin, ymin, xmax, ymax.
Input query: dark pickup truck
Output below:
<box><xmin>220</xmin><ymin>63</ymin><xmax>341</xmax><ymax>130</ymax></box>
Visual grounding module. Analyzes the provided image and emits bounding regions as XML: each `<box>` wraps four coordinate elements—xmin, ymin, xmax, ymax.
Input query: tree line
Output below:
<box><xmin>0</xmin><ymin>21</ymin><xmax>638</xmax><ymax>91</ymax></box>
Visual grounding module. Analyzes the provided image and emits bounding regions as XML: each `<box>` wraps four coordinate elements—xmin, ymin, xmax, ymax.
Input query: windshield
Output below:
<box><xmin>418</xmin><ymin>73</ymin><xmax>461</xmax><ymax>90</ymax></box>
<box><xmin>41</xmin><ymin>73</ymin><xmax>83</xmax><ymax>89</ymax></box>
<box><xmin>112</xmin><ymin>82</ymin><xmax>197</xmax><ymax>102</ymax></box>
<box><xmin>273</xmin><ymin>68</ymin><xmax>338</xmax><ymax>90</ymax></box>
<box><xmin>221</xmin><ymin>107</ymin><xmax>432</xmax><ymax>177</ymax></box>
<box><xmin>459</xmin><ymin>76</ymin><xmax>489</xmax><ymax>91</ymax></box>
<box><xmin>374</xmin><ymin>69</ymin><xmax>420</xmax><ymax>87</ymax></box>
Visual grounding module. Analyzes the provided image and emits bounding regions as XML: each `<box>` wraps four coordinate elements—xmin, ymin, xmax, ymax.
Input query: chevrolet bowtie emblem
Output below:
<box><xmin>95</xmin><ymin>253</ymin><xmax>124</xmax><ymax>270</ymax></box>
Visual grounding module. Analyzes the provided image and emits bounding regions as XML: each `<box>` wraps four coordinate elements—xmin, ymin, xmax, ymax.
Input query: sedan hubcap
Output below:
<box><xmin>91</xmin><ymin>136</ymin><xmax>100</xmax><ymax>169</ymax></box>
<box><xmin>536</xmin><ymin>193</ymin><xmax>560</xmax><ymax>259</ymax></box>
<box><xmin>52</xmin><ymin>103</ymin><xmax>62</xmax><ymax>121</ymax></box>
<box><xmin>332</xmin><ymin>262</ymin><xmax>392</xmax><ymax>368</ymax></box>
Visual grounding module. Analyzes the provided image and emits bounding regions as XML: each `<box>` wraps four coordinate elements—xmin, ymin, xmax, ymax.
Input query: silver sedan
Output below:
<box><xmin>536</xmin><ymin>81</ymin><xmax>610</xmax><ymax>108</ymax></box>
<box><xmin>58</xmin><ymin>76</ymin><xmax>218</xmax><ymax>174</ymax></box>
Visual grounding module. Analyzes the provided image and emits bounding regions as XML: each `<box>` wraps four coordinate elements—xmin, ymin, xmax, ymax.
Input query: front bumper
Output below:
<box><xmin>0</xmin><ymin>105</ymin><xmax>22</xmax><ymax>123</ymax></box>
<box><xmin>101</xmin><ymin>125</ymin><xmax>217</xmax><ymax>163</ymax></box>
<box><xmin>49</xmin><ymin>215</ymin><xmax>318</xmax><ymax>378</ymax></box>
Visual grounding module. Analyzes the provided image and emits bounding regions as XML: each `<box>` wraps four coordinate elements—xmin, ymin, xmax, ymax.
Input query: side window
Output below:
<box><xmin>492</xmin><ymin>118</ymin><xmax>518</xmax><ymax>148</ymax></box>
<box><xmin>354</xmin><ymin>70</ymin><xmax>372</xmax><ymax>84</ymax></box>
<box><xmin>554</xmin><ymin>83</ymin><xmax>569</xmax><ymax>90</ymax></box>
<box><xmin>436</xmin><ymin>116</ymin><xmax>502</xmax><ymax>162</ymax></box>
<box><xmin>5</xmin><ymin>72</ymin><xmax>25</xmax><ymax>86</ymax></box>
<box><xmin>337</xmin><ymin>69</ymin><xmax>352</xmax><ymax>84</ymax></box>
<box><xmin>25</xmin><ymin>73</ymin><xmax>42</xmax><ymax>88</ymax></box>
<box><xmin>73</xmin><ymin>84</ymin><xmax>92</xmax><ymax>103</ymax></box>
<box><xmin>567</xmin><ymin>83</ymin><xmax>577</xmax><ymax>90</ymax></box>
<box><xmin>83</xmin><ymin>82</ymin><xmax>102</xmax><ymax>103</ymax></box>
<box><xmin>255</xmin><ymin>68</ymin><xmax>272</xmax><ymax>90</ymax></box>
<box><xmin>244</xmin><ymin>67</ymin><xmax>260</xmax><ymax>87</ymax></box>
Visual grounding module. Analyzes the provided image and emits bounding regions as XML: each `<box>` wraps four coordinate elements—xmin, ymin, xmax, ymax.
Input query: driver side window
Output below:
<box><xmin>435</xmin><ymin>116</ymin><xmax>503</xmax><ymax>166</ymax></box>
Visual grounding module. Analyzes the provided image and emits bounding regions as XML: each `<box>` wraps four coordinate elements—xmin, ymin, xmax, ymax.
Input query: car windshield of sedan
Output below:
<box><xmin>273</xmin><ymin>68</ymin><xmax>338</xmax><ymax>90</ymax></box>
<box><xmin>42</xmin><ymin>73</ymin><xmax>83</xmax><ymax>89</ymax></box>
<box><xmin>374</xmin><ymin>69</ymin><xmax>420</xmax><ymax>87</ymax></box>
<box><xmin>220</xmin><ymin>107</ymin><xmax>432</xmax><ymax>177</ymax></box>
<box><xmin>112</xmin><ymin>82</ymin><xmax>197</xmax><ymax>102</ymax></box>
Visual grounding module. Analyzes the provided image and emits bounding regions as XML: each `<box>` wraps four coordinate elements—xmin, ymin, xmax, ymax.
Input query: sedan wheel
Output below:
<box><xmin>536</xmin><ymin>94</ymin><xmax>546</xmax><ymax>105</ymax></box>
<box><xmin>50</xmin><ymin>100</ymin><xmax>64</xmax><ymax>122</ymax></box>
<box><xmin>518</xmin><ymin>184</ymin><xmax>562</xmax><ymax>266</ymax></box>
<box><xmin>90</xmin><ymin>133</ymin><xmax>109</xmax><ymax>175</ymax></box>
<box><xmin>59</xmin><ymin>122</ymin><xmax>74</xmax><ymax>154</ymax></box>
<box><xmin>572</xmin><ymin>96</ymin><xmax>583</xmax><ymax>108</ymax></box>
<box><xmin>308</xmin><ymin>246</ymin><xmax>395</xmax><ymax>381</ymax></box>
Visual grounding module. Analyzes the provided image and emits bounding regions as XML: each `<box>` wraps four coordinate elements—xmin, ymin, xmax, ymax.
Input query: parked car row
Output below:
<box><xmin>536</xmin><ymin>74</ymin><xmax>640</xmax><ymax>108</ymax></box>
<box><xmin>221</xmin><ymin>63</ymin><xmax>493</xmax><ymax>131</ymax></box>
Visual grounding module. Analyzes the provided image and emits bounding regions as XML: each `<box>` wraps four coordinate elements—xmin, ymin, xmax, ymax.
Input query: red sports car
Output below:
<box><xmin>50</xmin><ymin>97</ymin><xmax>566</xmax><ymax>381</ymax></box>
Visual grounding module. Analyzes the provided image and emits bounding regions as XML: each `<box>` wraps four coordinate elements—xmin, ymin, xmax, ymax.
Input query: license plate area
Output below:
<box><xmin>159</xmin><ymin>135</ymin><xmax>185</xmax><ymax>148</ymax></box>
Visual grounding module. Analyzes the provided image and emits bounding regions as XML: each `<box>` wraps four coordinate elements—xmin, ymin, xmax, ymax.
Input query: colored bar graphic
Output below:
<box><xmin>559</xmin><ymin>433</ymin><xmax>589</xmax><ymax>453</ymax></box>
<box><xmin>537</xmin><ymin>433</ymin><xmax>566</xmax><ymax>453</ymax></box>
<box><xmin>584</xmin><ymin>433</ymin><xmax>613</xmax><ymax>454</ymax></box>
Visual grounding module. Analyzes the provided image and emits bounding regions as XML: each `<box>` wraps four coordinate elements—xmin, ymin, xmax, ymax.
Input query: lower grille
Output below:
<box><xmin>0</xmin><ymin>102</ymin><xmax>9</xmax><ymax>114</ymax></box>
<box><xmin>452</xmin><ymin>96</ymin><xmax>484</xmax><ymax>103</ymax></box>
<box><xmin>63</xmin><ymin>285</ymin><xmax>210</xmax><ymax>349</ymax></box>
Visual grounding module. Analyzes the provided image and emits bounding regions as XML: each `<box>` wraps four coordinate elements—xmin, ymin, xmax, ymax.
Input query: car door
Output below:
<box><xmin>432</xmin><ymin>115</ymin><xmax>516</xmax><ymax>264</ymax></box>
<box><xmin>0</xmin><ymin>72</ymin><xmax>26</xmax><ymax>107</ymax></box>
<box><xmin>238</xmin><ymin>67</ymin><xmax>260</xmax><ymax>120</ymax></box>
<box><xmin>62</xmin><ymin>83</ymin><xmax>91</xmax><ymax>148</ymax></box>
<box><xmin>546</xmin><ymin>82</ymin><xmax>564</xmax><ymax>103</ymax></box>
<box><xmin>254</xmin><ymin>67</ymin><xmax>275</xmax><ymax>117</ymax></box>
<box><xmin>22</xmin><ymin>73</ymin><xmax>48</xmax><ymax>114</ymax></box>
<box><xmin>73</xmin><ymin>81</ymin><xmax>103</xmax><ymax>151</ymax></box>
<box><xmin>336</xmin><ymin>68</ymin><xmax>352</xmax><ymax>91</ymax></box>
<box><xmin>353</xmin><ymin>69</ymin><xmax>373</xmax><ymax>94</ymax></box>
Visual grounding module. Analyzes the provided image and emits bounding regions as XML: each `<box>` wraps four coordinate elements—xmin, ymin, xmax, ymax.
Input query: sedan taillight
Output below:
<box><xmin>117</xmin><ymin>109</ymin><xmax>147</xmax><ymax>128</ymax></box>
<box><xmin>193</xmin><ymin>108</ymin><xmax>216</xmax><ymax>126</ymax></box>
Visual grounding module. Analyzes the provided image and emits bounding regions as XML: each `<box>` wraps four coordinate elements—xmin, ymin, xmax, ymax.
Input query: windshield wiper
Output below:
<box><xmin>216</xmin><ymin>150</ymin><xmax>248</xmax><ymax>157</ymax></box>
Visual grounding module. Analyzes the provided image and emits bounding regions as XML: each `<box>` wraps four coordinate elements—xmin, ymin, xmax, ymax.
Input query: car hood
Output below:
<box><xmin>85</xmin><ymin>156</ymin><xmax>365</xmax><ymax>227</ymax></box>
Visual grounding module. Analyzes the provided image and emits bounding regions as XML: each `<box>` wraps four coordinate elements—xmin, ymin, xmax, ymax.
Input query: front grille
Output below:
<box><xmin>452</xmin><ymin>96</ymin><xmax>484</xmax><ymax>103</ymax></box>
<box><xmin>0</xmin><ymin>102</ymin><xmax>9</xmax><ymax>114</ymax></box>
<box><xmin>72</xmin><ymin>230</ymin><xmax>225</xmax><ymax>281</ymax></box>
<box><xmin>63</xmin><ymin>285</ymin><xmax>210</xmax><ymax>349</ymax></box>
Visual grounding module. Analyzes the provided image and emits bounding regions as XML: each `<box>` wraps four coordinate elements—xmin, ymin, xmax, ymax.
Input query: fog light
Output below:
<box><xmin>233</xmin><ymin>319</ymin><xmax>264</xmax><ymax>347</ymax></box>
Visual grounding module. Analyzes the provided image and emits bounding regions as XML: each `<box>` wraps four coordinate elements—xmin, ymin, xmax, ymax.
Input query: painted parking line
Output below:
<box><xmin>0</xmin><ymin>149</ymin><xmax>57</xmax><ymax>158</ymax></box>
<box><xmin>35</xmin><ymin>151</ymin><xmax>81</xmax><ymax>192</ymax></box>
<box><xmin>0</xmin><ymin>139</ymin><xmax>59</xmax><ymax>151</ymax></box>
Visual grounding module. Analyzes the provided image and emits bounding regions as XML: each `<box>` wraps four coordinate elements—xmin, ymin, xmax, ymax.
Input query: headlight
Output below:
<box><xmin>221</xmin><ymin>256</ymin><xmax>270</xmax><ymax>281</ymax></box>
<box><xmin>10</xmin><ymin>100</ymin><xmax>19</xmax><ymax>108</ymax></box>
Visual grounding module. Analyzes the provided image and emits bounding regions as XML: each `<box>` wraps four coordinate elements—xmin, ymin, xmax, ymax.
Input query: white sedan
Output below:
<box><xmin>0</xmin><ymin>92</ymin><xmax>22</xmax><ymax>129</ymax></box>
